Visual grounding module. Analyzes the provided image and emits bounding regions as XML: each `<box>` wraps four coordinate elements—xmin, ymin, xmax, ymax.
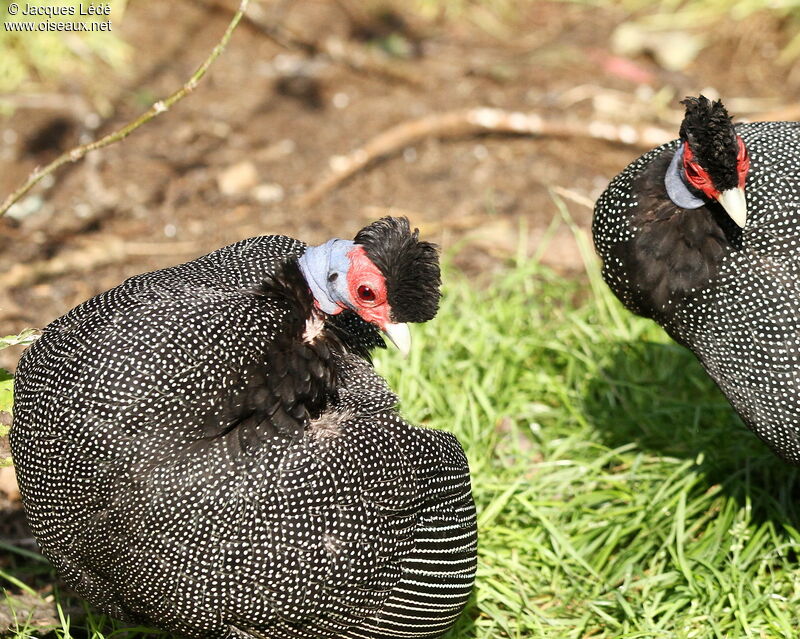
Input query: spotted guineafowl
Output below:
<box><xmin>593</xmin><ymin>95</ymin><xmax>800</xmax><ymax>464</ymax></box>
<box><xmin>11</xmin><ymin>216</ymin><xmax>477</xmax><ymax>638</ymax></box>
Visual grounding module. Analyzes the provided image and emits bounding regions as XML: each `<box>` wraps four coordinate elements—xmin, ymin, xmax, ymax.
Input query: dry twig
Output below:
<box><xmin>0</xmin><ymin>93</ymin><xmax>92</xmax><ymax>117</ymax></box>
<box><xmin>749</xmin><ymin>105</ymin><xmax>800</xmax><ymax>122</ymax></box>
<box><xmin>1</xmin><ymin>240</ymin><xmax>128</xmax><ymax>289</ymax></box>
<box><xmin>0</xmin><ymin>0</ymin><xmax>251</xmax><ymax>217</ymax></box>
<box><xmin>320</xmin><ymin>37</ymin><xmax>425</xmax><ymax>88</ymax></box>
<box><xmin>204</xmin><ymin>0</ymin><xmax>425</xmax><ymax>87</ymax></box>
<box><xmin>0</xmin><ymin>240</ymin><xmax>204</xmax><ymax>290</ymax></box>
<box><xmin>296</xmin><ymin>107</ymin><xmax>675</xmax><ymax>208</ymax></box>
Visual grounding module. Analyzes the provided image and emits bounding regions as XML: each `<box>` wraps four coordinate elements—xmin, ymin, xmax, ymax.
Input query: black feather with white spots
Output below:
<box><xmin>593</xmin><ymin>120</ymin><xmax>800</xmax><ymax>464</ymax></box>
<box><xmin>11</xmin><ymin>235</ymin><xmax>477</xmax><ymax>638</ymax></box>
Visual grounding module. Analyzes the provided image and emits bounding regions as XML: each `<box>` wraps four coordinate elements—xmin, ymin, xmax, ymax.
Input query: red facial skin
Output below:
<box><xmin>344</xmin><ymin>246</ymin><xmax>393</xmax><ymax>329</ymax></box>
<box><xmin>735</xmin><ymin>136</ymin><xmax>750</xmax><ymax>188</ymax></box>
<box><xmin>682</xmin><ymin>137</ymin><xmax>750</xmax><ymax>199</ymax></box>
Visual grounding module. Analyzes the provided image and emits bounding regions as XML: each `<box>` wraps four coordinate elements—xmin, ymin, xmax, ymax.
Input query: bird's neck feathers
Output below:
<box><xmin>641</xmin><ymin>148</ymin><xmax>742</xmax><ymax>244</ymax></box>
<box><xmin>618</xmin><ymin>151</ymin><xmax>739</xmax><ymax>319</ymax></box>
<box><xmin>258</xmin><ymin>257</ymin><xmax>373</xmax><ymax>361</ymax></box>
<box><xmin>259</xmin><ymin>258</ymin><xmax>319</xmax><ymax>323</ymax></box>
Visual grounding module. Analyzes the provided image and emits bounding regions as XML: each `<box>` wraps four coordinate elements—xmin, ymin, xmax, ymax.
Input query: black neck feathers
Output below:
<box><xmin>259</xmin><ymin>258</ymin><xmax>378</xmax><ymax>360</ymax></box>
<box><xmin>618</xmin><ymin>150</ymin><xmax>740</xmax><ymax>321</ymax></box>
<box><xmin>258</xmin><ymin>257</ymin><xmax>319</xmax><ymax>326</ymax></box>
<box><xmin>204</xmin><ymin>260</ymin><xmax>352</xmax><ymax>453</ymax></box>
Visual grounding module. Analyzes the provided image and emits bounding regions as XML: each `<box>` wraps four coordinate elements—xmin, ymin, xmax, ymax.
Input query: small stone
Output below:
<box><xmin>0</xmin><ymin>466</ymin><xmax>20</xmax><ymax>501</ymax></box>
<box><xmin>252</xmin><ymin>183</ymin><xmax>285</xmax><ymax>204</ymax></box>
<box><xmin>74</xmin><ymin>203</ymin><xmax>92</xmax><ymax>218</ymax></box>
<box><xmin>6</xmin><ymin>194</ymin><xmax>43</xmax><ymax>219</ymax></box>
<box><xmin>84</xmin><ymin>112</ymin><xmax>101</xmax><ymax>130</ymax></box>
<box><xmin>332</xmin><ymin>92</ymin><xmax>350</xmax><ymax>109</ymax></box>
<box><xmin>217</xmin><ymin>161</ymin><xmax>259</xmax><ymax>196</ymax></box>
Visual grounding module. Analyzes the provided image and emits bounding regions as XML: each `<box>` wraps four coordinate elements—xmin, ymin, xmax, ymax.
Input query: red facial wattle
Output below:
<box><xmin>682</xmin><ymin>137</ymin><xmax>750</xmax><ymax>198</ymax></box>
<box><xmin>345</xmin><ymin>246</ymin><xmax>392</xmax><ymax>329</ymax></box>
<box><xmin>735</xmin><ymin>136</ymin><xmax>750</xmax><ymax>188</ymax></box>
<box><xmin>682</xmin><ymin>141</ymin><xmax>719</xmax><ymax>200</ymax></box>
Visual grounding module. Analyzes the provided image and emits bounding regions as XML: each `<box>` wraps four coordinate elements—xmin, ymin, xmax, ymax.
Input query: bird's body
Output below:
<box><xmin>594</xmin><ymin>100</ymin><xmax>800</xmax><ymax>464</ymax></box>
<box><xmin>11</xmin><ymin>223</ymin><xmax>477</xmax><ymax>638</ymax></box>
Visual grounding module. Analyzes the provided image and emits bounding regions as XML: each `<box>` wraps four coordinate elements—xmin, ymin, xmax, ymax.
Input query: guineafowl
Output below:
<box><xmin>11</xmin><ymin>216</ymin><xmax>477</xmax><ymax>638</ymax></box>
<box><xmin>593</xmin><ymin>95</ymin><xmax>800</xmax><ymax>463</ymax></box>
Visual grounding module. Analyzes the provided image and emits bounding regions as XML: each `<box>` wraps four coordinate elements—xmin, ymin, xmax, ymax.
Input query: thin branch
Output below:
<box><xmin>199</xmin><ymin>0</ymin><xmax>316</xmax><ymax>53</ymax></box>
<box><xmin>0</xmin><ymin>0</ymin><xmax>251</xmax><ymax>217</ymax></box>
<box><xmin>0</xmin><ymin>239</ymin><xmax>204</xmax><ymax>290</ymax></box>
<box><xmin>0</xmin><ymin>93</ymin><xmax>91</xmax><ymax>117</ymax></box>
<box><xmin>749</xmin><ymin>104</ymin><xmax>800</xmax><ymax>122</ymax></box>
<box><xmin>320</xmin><ymin>36</ymin><xmax>425</xmax><ymax>88</ymax></box>
<box><xmin>296</xmin><ymin>107</ymin><xmax>675</xmax><ymax>208</ymax></box>
<box><xmin>250</xmin><ymin>4</ymin><xmax>424</xmax><ymax>86</ymax></box>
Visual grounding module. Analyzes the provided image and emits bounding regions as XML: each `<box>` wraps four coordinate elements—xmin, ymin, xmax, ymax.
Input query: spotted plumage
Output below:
<box><xmin>11</xmin><ymin>220</ymin><xmax>476</xmax><ymax>638</ymax></box>
<box><xmin>593</xmin><ymin>99</ymin><xmax>800</xmax><ymax>464</ymax></box>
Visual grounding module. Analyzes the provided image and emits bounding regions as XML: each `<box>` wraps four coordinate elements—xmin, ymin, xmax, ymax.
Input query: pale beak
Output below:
<box><xmin>717</xmin><ymin>187</ymin><xmax>747</xmax><ymax>228</ymax></box>
<box><xmin>382</xmin><ymin>322</ymin><xmax>411</xmax><ymax>357</ymax></box>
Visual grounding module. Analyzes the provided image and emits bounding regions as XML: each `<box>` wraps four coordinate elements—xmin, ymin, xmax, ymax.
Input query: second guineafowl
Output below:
<box><xmin>11</xmin><ymin>216</ymin><xmax>477</xmax><ymax>639</ymax></box>
<box><xmin>593</xmin><ymin>96</ymin><xmax>800</xmax><ymax>464</ymax></box>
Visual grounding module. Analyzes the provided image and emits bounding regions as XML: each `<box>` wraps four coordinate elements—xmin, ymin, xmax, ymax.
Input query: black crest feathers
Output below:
<box><xmin>679</xmin><ymin>95</ymin><xmax>740</xmax><ymax>191</ymax></box>
<box><xmin>354</xmin><ymin>216</ymin><xmax>441</xmax><ymax>323</ymax></box>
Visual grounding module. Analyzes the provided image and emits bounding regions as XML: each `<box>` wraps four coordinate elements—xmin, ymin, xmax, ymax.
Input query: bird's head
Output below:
<box><xmin>297</xmin><ymin>216</ymin><xmax>441</xmax><ymax>355</ymax></box>
<box><xmin>665</xmin><ymin>95</ymin><xmax>750</xmax><ymax>228</ymax></box>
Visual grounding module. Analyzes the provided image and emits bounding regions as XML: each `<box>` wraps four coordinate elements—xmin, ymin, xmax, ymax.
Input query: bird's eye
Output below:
<box><xmin>357</xmin><ymin>285</ymin><xmax>376</xmax><ymax>301</ymax></box>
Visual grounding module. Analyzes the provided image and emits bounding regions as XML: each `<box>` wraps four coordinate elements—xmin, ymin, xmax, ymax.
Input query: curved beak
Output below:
<box><xmin>717</xmin><ymin>187</ymin><xmax>747</xmax><ymax>228</ymax></box>
<box><xmin>382</xmin><ymin>322</ymin><xmax>411</xmax><ymax>357</ymax></box>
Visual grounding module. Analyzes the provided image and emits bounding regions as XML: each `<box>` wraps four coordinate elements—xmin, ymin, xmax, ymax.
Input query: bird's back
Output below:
<box><xmin>11</xmin><ymin>235</ymin><xmax>476</xmax><ymax>637</ymax></box>
<box><xmin>594</xmin><ymin>121</ymin><xmax>800</xmax><ymax>462</ymax></box>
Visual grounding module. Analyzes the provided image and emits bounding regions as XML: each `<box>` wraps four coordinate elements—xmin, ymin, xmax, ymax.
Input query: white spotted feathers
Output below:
<box><xmin>11</xmin><ymin>234</ymin><xmax>477</xmax><ymax>638</ymax></box>
<box><xmin>593</xmin><ymin>120</ymin><xmax>800</xmax><ymax>463</ymax></box>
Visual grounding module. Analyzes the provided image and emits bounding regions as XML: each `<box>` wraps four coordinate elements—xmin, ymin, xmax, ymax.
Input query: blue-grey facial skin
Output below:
<box><xmin>665</xmin><ymin>144</ymin><xmax>705</xmax><ymax>210</ymax></box>
<box><xmin>297</xmin><ymin>239</ymin><xmax>357</xmax><ymax>314</ymax></box>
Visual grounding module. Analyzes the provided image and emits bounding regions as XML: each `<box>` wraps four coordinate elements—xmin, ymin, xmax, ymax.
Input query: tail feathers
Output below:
<box><xmin>344</xmin><ymin>476</ymin><xmax>478</xmax><ymax>639</ymax></box>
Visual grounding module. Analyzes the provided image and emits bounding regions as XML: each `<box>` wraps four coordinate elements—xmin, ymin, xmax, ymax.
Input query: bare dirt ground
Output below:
<box><xmin>1</xmin><ymin>0</ymin><xmax>799</xmax><ymax>541</ymax></box>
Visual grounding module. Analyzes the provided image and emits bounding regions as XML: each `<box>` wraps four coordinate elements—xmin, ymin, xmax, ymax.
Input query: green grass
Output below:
<box><xmin>0</xmin><ymin>0</ymin><xmax>129</xmax><ymax>95</ymax></box>
<box><xmin>379</xmin><ymin>245</ymin><xmax>800</xmax><ymax>638</ymax></box>
<box><xmin>2</xmin><ymin>243</ymin><xmax>800</xmax><ymax>637</ymax></box>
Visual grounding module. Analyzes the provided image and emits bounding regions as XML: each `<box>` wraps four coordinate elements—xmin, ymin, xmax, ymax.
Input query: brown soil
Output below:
<box><xmin>0</xmin><ymin>0</ymin><xmax>799</xmax><ymax>512</ymax></box>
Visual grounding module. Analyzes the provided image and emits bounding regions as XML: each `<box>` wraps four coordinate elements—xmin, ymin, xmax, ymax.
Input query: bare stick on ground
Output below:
<box><xmin>296</xmin><ymin>108</ymin><xmax>676</xmax><ymax>208</ymax></box>
<box><xmin>206</xmin><ymin>0</ymin><xmax>426</xmax><ymax>87</ymax></box>
<box><xmin>0</xmin><ymin>0</ymin><xmax>251</xmax><ymax>218</ymax></box>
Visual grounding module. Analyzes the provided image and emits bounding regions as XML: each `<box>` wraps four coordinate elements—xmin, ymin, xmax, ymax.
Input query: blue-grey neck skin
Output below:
<box><xmin>665</xmin><ymin>144</ymin><xmax>706</xmax><ymax>210</ymax></box>
<box><xmin>297</xmin><ymin>239</ymin><xmax>357</xmax><ymax>314</ymax></box>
